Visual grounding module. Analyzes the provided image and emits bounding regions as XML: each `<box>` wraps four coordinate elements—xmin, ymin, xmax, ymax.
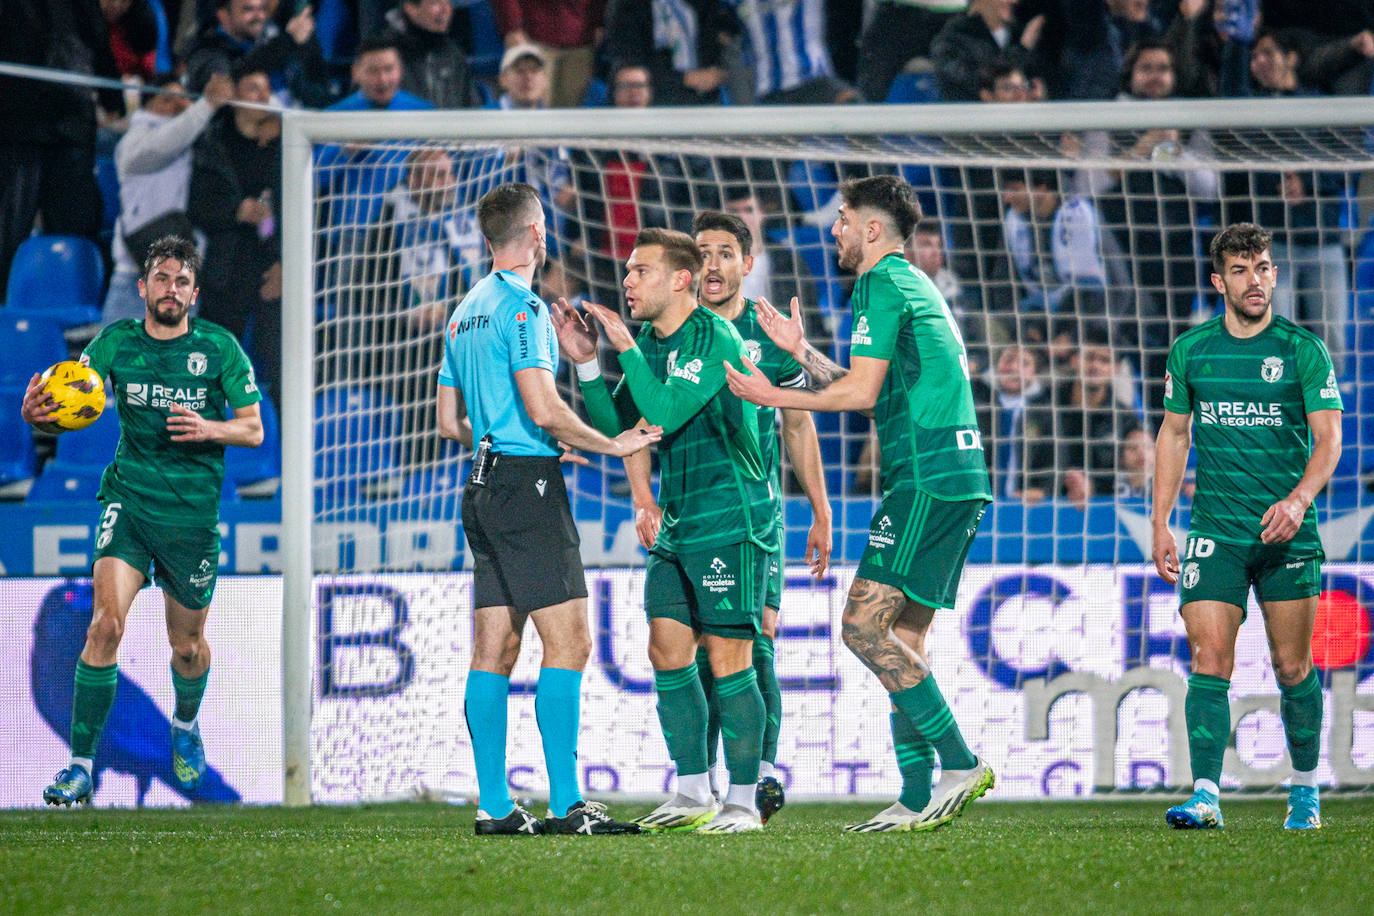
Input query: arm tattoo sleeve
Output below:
<box><xmin>801</xmin><ymin>342</ymin><xmax>849</xmax><ymax>390</ymax></box>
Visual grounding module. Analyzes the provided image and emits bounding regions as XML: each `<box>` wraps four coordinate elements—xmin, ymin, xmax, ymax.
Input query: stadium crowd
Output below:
<box><xmin>3</xmin><ymin>0</ymin><xmax>1374</xmax><ymax>505</ymax></box>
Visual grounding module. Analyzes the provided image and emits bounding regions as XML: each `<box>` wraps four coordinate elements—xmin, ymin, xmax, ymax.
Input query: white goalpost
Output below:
<box><xmin>279</xmin><ymin>98</ymin><xmax>1374</xmax><ymax>806</ymax></box>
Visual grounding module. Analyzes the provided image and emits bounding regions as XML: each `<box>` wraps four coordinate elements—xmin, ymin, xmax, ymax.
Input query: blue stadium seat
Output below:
<box><xmin>787</xmin><ymin>160</ymin><xmax>838</xmax><ymax>214</ymax></box>
<box><xmin>26</xmin><ymin>458</ymin><xmax>103</xmax><ymax>502</ymax></box>
<box><xmin>225</xmin><ymin>391</ymin><xmax>282</xmax><ymax>497</ymax></box>
<box><xmin>95</xmin><ymin>156</ymin><xmax>121</xmax><ymax>242</ymax></box>
<box><xmin>767</xmin><ymin>224</ymin><xmax>845</xmax><ymax>333</ymax></box>
<box><xmin>884</xmin><ymin>70</ymin><xmax>940</xmax><ymax>104</ymax></box>
<box><xmin>0</xmin><ymin>384</ymin><xmax>37</xmax><ymax>491</ymax></box>
<box><xmin>463</xmin><ymin>0</ymin><xmax>504</xmax><ymax>76</ymax></box>
<box><xmin>55</xmin><ymin>408</ymin><xmax>120</xmax><ymax>466</ymax></box>
<box><xmin>400</xmin><ymin>461</ymin><xmax>466</xmax><ymax>520</ymax></box>
<box><xmin>0</xmin><ymin>314</ymin><xmax>67</xmax><ymax>387</ymax></box>
<box><xmin>581</xmin><ymin>77</ymin><xmax>609</xmax><ymax>107</ymax></box>
<box><xmin>5</xmin><ymin>235</ymin><xmax>105</xmax><ymax>328</ymax></box>
<box><xmin>312</xmin><ymin>0</ymin><xmax>357</xmax><ymax>66</ymax></box>
<box><xmin>314</xmin><ymin>387</ymin><xmax>400</xmax><ymax>504</ymax></box>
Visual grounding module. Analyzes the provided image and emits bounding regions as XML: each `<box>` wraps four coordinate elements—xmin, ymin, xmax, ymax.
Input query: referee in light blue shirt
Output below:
<box><xmin>436</xmin><ymin>182</ymin><xmax>658</xmax><ymax>837</ymax></box>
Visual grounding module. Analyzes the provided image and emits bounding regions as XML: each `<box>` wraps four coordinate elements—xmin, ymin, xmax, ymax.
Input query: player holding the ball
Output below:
<box><xmin>21</xmin><ymin>236</ymin><xmax>263</xmax><ymax>806</ymax></box>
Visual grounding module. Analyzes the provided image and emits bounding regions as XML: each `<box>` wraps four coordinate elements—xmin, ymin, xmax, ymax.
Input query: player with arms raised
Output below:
<box><xmin>23</xmin><ymin>236</ymin><xmax>263</xmax><ymax>805</ymax></box>
<box><xmin>623</xmin><ymin>209</ymin><xmax>832</xmax><ymax>822</ymax></box>
<box><xmin>557</xmin><ymin>227</ymin><xmax>775</xmax><ymax>833</ymax></box>
<box><xmin>726</xmin><ymin>175</ymin><xmax>994</xmax><ymax>832</ymax></box>
<box><xmin>1153</xmin><ymin>223</ymin><xmax>1342</xmax><ymax>831</ymax></box>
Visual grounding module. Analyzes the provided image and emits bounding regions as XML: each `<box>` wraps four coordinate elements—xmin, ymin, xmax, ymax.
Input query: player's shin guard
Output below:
<box><xmin>535</xmin><ymin>667</ymin><xmax>583</xmax><ymax>818</ymax></box>
<box><xmin>892</xmin><ymin>710</ymin><xmax>936</xmax><ymax>812</ymax></box>
<box><xmin>1279</xmin><ymin>669</ymin><xmax>1323</xmax><ymax>775</ymax></box>
<box><xmin>171</xmin><ymin>665</ymin><xmax>208</xmax><ymax>726</ymax></box>
<box><xmin>70</xmin><ymin>660</ymin><xmax>118</xmax><ymax>762</ymax></box>
<box><xmin>465</xmin><ymin>670</ymin><xmax>513</xmax><ymax>819</ymax></box>
<box><xmin>1185</xmin><ymin>674</ymin><xmax>1231</xmax><ymax>787</ymax></box>
<box><xmin>654</xmin><ymin>664</ymin><xmax>710</xmax><ymax>780</ymax></box>
<box><xmin>716</xmin><ymin>667</ymin><xmax>764</xmax><ymax>787</ymax></box>
<box><xmin>753</xmin><ymin>636</ymin><xmax>782</xmax><ymax>765</ymax></box>
<box><xmin>696</xmin><ymin>647</ymin><xmax>721</xmax><ymax>771</ymax></box>
<box><xmin>891</xmin><ymin>674</ymin><xmax>978</xmax><ymax>772</ymax></box>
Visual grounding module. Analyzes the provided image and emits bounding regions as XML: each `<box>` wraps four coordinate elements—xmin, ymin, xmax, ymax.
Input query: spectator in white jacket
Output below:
<box><xmin>102</xmin><ymin>72</ymin><xmax>233</xmax><ymax>324</ymax></box>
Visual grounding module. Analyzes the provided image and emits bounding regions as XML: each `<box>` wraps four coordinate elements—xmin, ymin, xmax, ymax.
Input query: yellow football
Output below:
<box><xmin>40</xmin><ymin>360</ymin><xmax>106</xmax><ymax>431</ymax></box>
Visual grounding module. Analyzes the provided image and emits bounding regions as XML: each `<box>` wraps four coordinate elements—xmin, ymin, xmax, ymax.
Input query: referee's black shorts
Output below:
<box><xmin>461</xmin><ymin>454</ymin><xmax>588</xmax><ymax>614</ymax></box>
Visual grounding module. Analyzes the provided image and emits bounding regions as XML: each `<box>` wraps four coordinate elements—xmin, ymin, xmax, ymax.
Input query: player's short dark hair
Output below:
<box><xmin>977</xmin><ymin>58</ymin><xmax>1022</xmax><ymax>95</ymax></box>
<box><xmin>142</xmin><ymin>236</ymin><xmax>202</xmax><ymax>281</ymax></box>
<box><xmin>839</xmin><ymin>175</ymin><xmax>921</xmax><ymax>240</ymax></box>
<box><xmin>635</xmin><ymin>227</ymin><xmax>703</xmax><ymax>292</ymax></box>
<box><xmin>1210</xmin><ymin>222</ymin><xmax>1273</xmax><ymax>274</ymax></box>
<box><xmin>477</xmin><ymin>182</ymin><xmax>541</xmax><ymax>248</ymax></box>
<box><xmin>691</xmin><ymin>210</ymin><xmax>752</xmax><ymax>257</ymax></box>
<box><xmin>354</xmin><ymin>35</ymin><xmax>401</xmax><ymax>60</ymax></box>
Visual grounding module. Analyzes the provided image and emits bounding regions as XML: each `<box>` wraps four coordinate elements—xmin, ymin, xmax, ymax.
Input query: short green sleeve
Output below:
<box><xmin>1297</xmin><ymin>336</ymin><xmax>1343</xmax><ymax>414</ymax></box>
<box><xmin>849</xmin><ymin>272</ymin><xmax>905</xmax><ymax>361</ymax></box>
<box><xmin>220</xmin><ymin>334</ymin><xmax>262</xmax><ymax>409</ymax></box>
<box><xmin>79</xmin><ymin>324</ymin><xmax>120</xmax><ymax>382</ymax></box>
<box><xmin>1162</xmin><ymin>339</ymin><xmax>1191</xmax><ymax>415</ymax></box>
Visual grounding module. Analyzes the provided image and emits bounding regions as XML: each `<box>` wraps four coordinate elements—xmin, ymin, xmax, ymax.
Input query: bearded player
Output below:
<box><xmin>1153</xmin><ymin>223</ymin><xmax>1341</xmax><ymax>831</ymax></box>
<box><xmin>726</xmin><ymin>176</ymin><xmax>994</xmax><ymax>832</ymax></box>
<box><xmin>24</xmin><ymin>236</ymin><xmax>263</xmax><ymax>806</ymax></box>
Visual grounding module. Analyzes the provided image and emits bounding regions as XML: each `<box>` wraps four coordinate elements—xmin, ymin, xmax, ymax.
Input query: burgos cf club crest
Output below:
<box><xmin>187</xmin><ymin>352</ymin><xmax>208</xmax><ymax>376</ymax></box>
<box><xmin>1261</xmin><ymin>356</ymin><xmax>1283</xmax><ymax>383</ymax></box>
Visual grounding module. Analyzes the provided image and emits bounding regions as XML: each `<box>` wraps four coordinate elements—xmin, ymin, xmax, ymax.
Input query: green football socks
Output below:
<box><xmin>655</xmin><ymin>664</ymin><xmax>710</xmax><ymax>777</ymax></box>
<box><xmin>753</xmin><ymin>635</ymin><xmax>782</xmax><ymax>765</ymax></box>
<box><xmin>70</xmin><ymin>660</ymin><xmax>118</xmax><ymax>761</ymax></box>
<box><xmin>1280</xmin><ymin>669</ymin><xmax>1323</xmax><ymax>774</ymax></box>
<box><xmin>891</xmin><ymin>711</ymin><xmax>936</xmax><ymax>812</ymax></box>
<box><xmin>695</xmin><ymin>647</ymin><xmax>721</xmax><ymax>768</ymax></box>
<box><xmin>1185</xmin><ymin>673</ymin><xmax>1231</xmax><ymax>786</ymax></box>
<box><xmin>171</xmin><ymin>665</ymin><xmax>209</xmax><ymax>725</ymax></box>
<box><xmin>715</xmin><ymin>667</ymin><xmax>765</xmax><ymax>786</ymax></box>
<box><xmin>891</xmin><ymin>674</ymin><xmax>978</xmax><ymax>771</ymax></box>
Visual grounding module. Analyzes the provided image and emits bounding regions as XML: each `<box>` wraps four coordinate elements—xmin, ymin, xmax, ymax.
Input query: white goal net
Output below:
<box><xmin>280</xmin><ymin>100</ymin><xmax>1374</xmax><ymax>805</ymax></box>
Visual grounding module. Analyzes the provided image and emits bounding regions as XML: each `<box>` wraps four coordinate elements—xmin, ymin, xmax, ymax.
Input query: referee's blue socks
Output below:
<box><xmin>536</xmin><ymin>667</ymin><xmax>584</xmax><ymax>818</ymax></box>
<box><xmin>464</xmin><ymin>670</ymin><xmax>513</xmax><ymax>818</ymax></box>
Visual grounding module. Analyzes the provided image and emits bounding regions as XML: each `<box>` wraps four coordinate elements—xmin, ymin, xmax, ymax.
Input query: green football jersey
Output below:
<box><xmin>81</xmin><ymin>318</ymin><xmax>261</xmax><ymax>526</ymax></box>
<box><xmin>849</xmin><ymin>253</ymin><xmax>991</xmax><ymax>501</ymax></box>
<box><xmin>1163</xmin><ymin>314</ymin><xmax>1342</xmax><ymax>550</ymax></box>
<box><xmin>730</xmin><ymin>298</ymin><xmax>806</xmax><ymax>528</ymax></box>
<box><xmin>615</xmin><ymin>306</ymin><xmax>778</xmax><ymax>554</ymax></box>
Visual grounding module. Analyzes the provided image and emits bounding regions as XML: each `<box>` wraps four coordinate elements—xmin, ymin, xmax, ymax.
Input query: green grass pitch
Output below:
<box><xmin>3</xmin><ymin>798</ymin><xmax>1373</xmax><ymax>914</ymax></box>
